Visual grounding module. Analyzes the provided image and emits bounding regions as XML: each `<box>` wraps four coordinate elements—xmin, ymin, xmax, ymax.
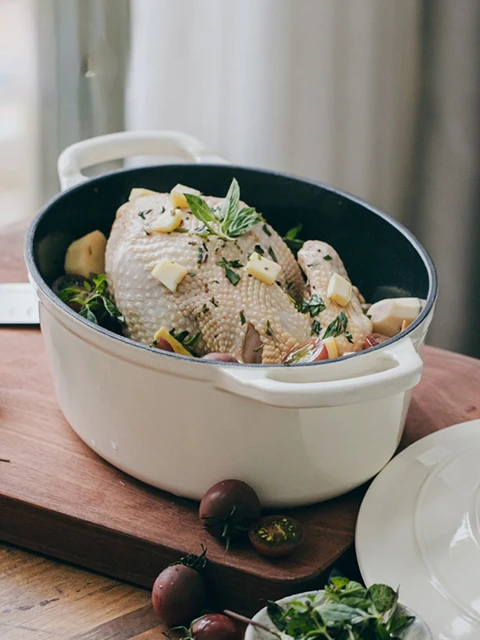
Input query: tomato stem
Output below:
<box><xmin>223</xmin><ymin>610</ymin><xmax>281</xmax><ymax>638</ymax></box>
<box><xmin>173</xmin><ymin>546</ymin><xmax>208</xmax><ymax>572</ymax></box>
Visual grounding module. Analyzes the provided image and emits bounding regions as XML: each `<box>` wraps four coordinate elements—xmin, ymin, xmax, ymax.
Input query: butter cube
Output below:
<box><xmin>246</xmin><ymin>252</ymin><xmax>281</xmax><ymax>285</ymax></box>
<box><xmin>151</xmin><ymin>209</ymin><xmax>183</xmax><ymax>233</ymax></box>
<box><xmin>151</xmin><ymin>259</ymin><xmax>188</xmax><ymax>292</ymax></box>
<box><xmin>153</xmin><ymin>327</ymin><xmax>191</xmax><ymax>356</ymax></box>
<box><xmin>327</xmin><ymin>273</ymin><xmax>352</xmax><ymax>307</ymax></box>
<box><xmin>323</xmin><ymin>336</ymin><xmax>339</xmax><ymax>359</ymax></box>
<box><xmin>129</xmin><ymin>188</ymin><xmax>159</xmax><ymax>201</ymax></box>
<box><xmin>170</xmin><ymin>184</ymin><xmax>201</xmax><ymax>209</ymax></box>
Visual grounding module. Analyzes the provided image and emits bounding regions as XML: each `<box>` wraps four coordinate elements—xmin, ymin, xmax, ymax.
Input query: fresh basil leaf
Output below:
<box><xmin>267</xmin><ymin>601</ymin><xmax>287</xmax><ymax>632</ymax></box>
<box><xmin>219</xmin><ymin>177</ymin><xmax>240</xmax><ymax>229</ymax></box>
<box><xmin>388</xmin><ymin>614</ymin><xmax>414</xmax><ymax>633</ymax></box>
<box><xmin>225</xmin><ymin>206</ymin><xmax>262</xmax><ymax>238</ymax></box>
<box><xmin>57</xmin><ymin>287</ymin><xmax>82</xmax><ymax>302</ymax></box>
<box><xmin>283</xmin><ymin>223</ymin><xmax>305</xmax><ymax>251</ymax></box>
<box><xmin>285</xmin><ymin>223</ymin><xmax>302</xmax><ymax>240</ymax></box>
<box><xmin>315</xmin><ymin>603</ymin><xmax>369</xmax><ymax>628</ymax></box>
<box><xmin>80</xmin><ymin>306</ymin><xmax>98</xmax><ymax>324</ymax></box>
<box><xmin>184</xmin><ymin>193</ymin><xmax>218</xmax><ymax>237</ymax></box>
<box><xmin>367</xmin><ymin>584</ymin><xmax>397</xmax><ymax>615</ymax></box>
<box><xmin>103</xmin><ymin>297</ymin><xmax>124</xmax><ymax>322</ymax></box>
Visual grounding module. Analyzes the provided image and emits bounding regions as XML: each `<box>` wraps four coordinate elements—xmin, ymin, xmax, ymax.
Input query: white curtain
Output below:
<box><xmin>127</xmin><ymin>0</ymin><xmax>420</xmax><ymax>222</ymax></box>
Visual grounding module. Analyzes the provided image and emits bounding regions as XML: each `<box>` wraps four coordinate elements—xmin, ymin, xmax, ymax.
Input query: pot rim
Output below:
<box><xmin>25</xmin><ymin>162</ymin><xmax>438</xmax><ymax>369</ymax></box>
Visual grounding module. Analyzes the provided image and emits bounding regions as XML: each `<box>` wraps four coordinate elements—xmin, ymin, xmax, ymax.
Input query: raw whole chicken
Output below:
<box><xmin>104</xmin><ymin>181</ymin><xmax>371</xmax><ymax>363</ymax></box>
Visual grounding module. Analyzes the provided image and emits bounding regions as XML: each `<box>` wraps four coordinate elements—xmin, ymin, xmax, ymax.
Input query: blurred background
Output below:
<box><xmin>1</xmin><ymin>0</ymin><xmax>479</xmax><ymax>357</ymax></box>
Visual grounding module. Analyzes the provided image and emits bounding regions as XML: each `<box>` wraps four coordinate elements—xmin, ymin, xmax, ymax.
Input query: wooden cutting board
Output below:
<box><xmin>2</xmin><ymin>228</ymin><xmax>480</xmax><ymax>615</ymax></box>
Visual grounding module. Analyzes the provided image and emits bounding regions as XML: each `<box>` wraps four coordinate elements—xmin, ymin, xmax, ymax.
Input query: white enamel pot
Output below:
<box><xmin>25</xmin><ymin>131</ymin><xmax>437</xmax><ymax>507</ymax></box>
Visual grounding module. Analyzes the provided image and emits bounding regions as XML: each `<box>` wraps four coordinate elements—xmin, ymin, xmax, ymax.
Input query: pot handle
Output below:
<box><xmin>213</xmin><ymin>338</ymin><xmax>423</xmax><ymax>408</ymax></box>
<box><xmin>57</xmin><ymin>130</ymin><xmax>227</xmax><ymax>191</ymax></box>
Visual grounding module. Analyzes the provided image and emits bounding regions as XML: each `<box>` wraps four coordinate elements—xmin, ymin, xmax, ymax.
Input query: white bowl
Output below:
<box><xmin>245</xmin><ymin>590</ymin><xmax>432</xmax><ymax>640</ymax></box>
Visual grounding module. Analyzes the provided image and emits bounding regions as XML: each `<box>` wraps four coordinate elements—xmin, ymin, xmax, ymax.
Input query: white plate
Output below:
<box><xmin>356</xmin><ymin>419</ymin><xmax>480</xmax><ymax>640</ymax></box>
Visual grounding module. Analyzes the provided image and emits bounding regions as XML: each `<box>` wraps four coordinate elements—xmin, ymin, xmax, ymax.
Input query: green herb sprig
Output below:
<box><xmin>57</xmin><ymin>274</ymin><xmax>125</xmax><ymax>327</ymax></box>
<box><xmin>185</xmin><ymin>178</ymin><xmax>262</xmax><ymax>241</ymax></box>
<box><xmin>283</xmin><ymin>223</ymin><xmax>304</xmax><ymax>251</ymax></box>
<box><xmin>323</xmin><ymin>311</ymin><xmax>354</xmax><ymax>343</ymax></box>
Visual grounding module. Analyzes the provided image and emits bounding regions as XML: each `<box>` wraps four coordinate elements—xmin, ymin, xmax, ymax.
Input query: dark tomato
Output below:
<box><xmin>192</xmin><ymin>613</ymin><xmax>241</xmax><ymax>640</ymax></box>
<box><xmin>153</xmin><ymin>336</ymin><xmax>175</xmax><ymax>352</ymax></box>
<box><xmin>283</xmin><ymin>338</ymin><xmax>328</xmax><ymax>365</ymax></box>
<box><xmin>151</xmin><ymin>550</ymin><xmax>207</xmax><ymax>626</ymax></box>
<box><xmin>51</xmin><ymin>274</ymin><xmax>94</xmax><ymax>312</ymax></box>
<box><xmin>249</xmin><ymin>515</ymin><xmax>304</xmax><ymax>558</ymax></box>
<box><xmin>151</xmin><ymin>564</ymin><xmax>206</xmax><ymax>626</ymax></box>
<box><xmin>199</xmin><ymin>480</ymin><xmax>261</xmax><ymax>549</ymax></box>
<box><xmin>364</xmin><ymin>333</ymin><xmax>390</xmax><ymax>350</ymax></box>
<box><xmin>202</xmin><ymin>353</ymin><xmax>238</xmax><ymax>362</ymax></box>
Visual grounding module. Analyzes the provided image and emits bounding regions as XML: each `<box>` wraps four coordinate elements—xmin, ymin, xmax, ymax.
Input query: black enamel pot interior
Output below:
<box><xmin>26</xmin><ymin>164</ymin><xmax>438</xmax><ymax>361</ymax></box>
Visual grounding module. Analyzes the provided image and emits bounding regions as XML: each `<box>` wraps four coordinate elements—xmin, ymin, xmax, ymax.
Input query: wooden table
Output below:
<box><xmin>2</xmin><ymin>225</ymin><xmax>480</xmax><ymax>639</ymax></box>
<box><xmin>0</xmin><ymin>226</ymin><xmax>167</xmax><ymax>639</ymax></box>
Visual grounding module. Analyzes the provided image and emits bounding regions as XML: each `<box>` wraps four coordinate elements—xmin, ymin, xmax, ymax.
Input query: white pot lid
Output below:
<box><xmin>356</xmin><ymin>419</ymin><xmax>480</xmax><ymax>640</ymax></box>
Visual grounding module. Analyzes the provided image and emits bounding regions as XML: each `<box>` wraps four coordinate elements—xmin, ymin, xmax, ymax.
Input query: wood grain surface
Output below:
<box><xmin>2</xmin><ymin>227</ymin><xmax>480</xmax><ymax>639</ymax></box>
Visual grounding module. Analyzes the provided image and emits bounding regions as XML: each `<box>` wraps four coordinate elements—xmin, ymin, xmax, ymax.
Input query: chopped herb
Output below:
<box><xmin>185</xmin><ymin>178</ymin><xmax>262</xmax><ymax>240</ymax></box>
<box><xmin>324</xmin><ymin>254</ymin><xmax>333</xmax><ymax>261</ymax></box>
<box><xmin>210</xmin><ymin>297</ymin><xmax>218</xmax><ymax>307</ymax></box>
<box><xmin>188</xmin><ymin>241</ymin><xmax>197</xmax><ymax>246</ymax></box>
<box><xmin>254</xmin><ymin>244</ymin><xmax>265</xmax><ymax>255</ymax></box>
<box><xmin>283</xmin><ymin>223</ymin><xmax>304</xmax><ymax>251</ymax></box>
<box><xmin>323</xmin><ymin>311</ymin><xmax>354</xmax><ymax>343</ymax></box>
<box><xmin>285</xmin><ymin>278</ymin><xmax>293</xmax><ymax>290</ymax></box>
<box><xmin>184</xmin><ymin>332</ymin><xmax>201</xmax><ymax>347</ymax></box>
<box><xmin>240</xmin><ymin>310</ymin><xmax>246</xmax><ymax>325</ymax></box>
<box><xmin>262</xmin><ymin>223</ymin><xmax>272</xmax><ymax>237</ymax></box>
<box><xmin>188</xmin><ymin>272</ymin><xmax>196</xmax><ymax>278</ymax></box>
<box><xmin>169</xmin><ymin>329</ymin><xmax>201</xmax><ymax>356</ymax></box>
<box><xmin>57</xmin><ymin>274</ymin><xmax>125</xmax><ymax>328</ymax></box>
<box><xmin>366</xmin><ymin>313</ymin><xmax>372</xmax><ymax>319</ymax></box>
<box><xmin>268</xmin><ymin>246</ymin><xmax>277</xmax><ymax>262</ymax></box>
<box><xmin>144</xmin><ymin>230</ymin><xmax>151</xmax><ymax>236</ymax></box>
<box><xmin>137</xmin><ymin>209</ymin><xmax>152</xmax><ymax>219</ymax></box>
<box><xmin>311</xmin><ymin>319</ymin><xmax>321</xmax><ymax>336</ymax></box>
<box><xmin>202</xmin><ymin>304</ymin><xmax>209</xmax><ymax>313</ymax></box>
<box><xmin>197</xmin><ymin>245</ymin><xmax>208</xmax><ymax>264</ymax></box>
<box><xmin>297</xmin><ymin>293</ymin><xmax>326</xmax><ymax>317</ymax></box>
<box><xmin>216</xmin><ymin>258</ymin><xmax>241</xmax><ymax>286</ymax></box>
<box><xmin>212</xmin><ymin>279</ymin><xmax>219</xmax><ymax>284</ymax></box>
<box><xmin>265</xmin><ymin>320</ymin><xmax>273</xmax><ymax>337</ymax></box>
<box><xmin>173</xmin><ymin>227</ymin><xmax>189</xmax><ymax>233</ymax></box>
